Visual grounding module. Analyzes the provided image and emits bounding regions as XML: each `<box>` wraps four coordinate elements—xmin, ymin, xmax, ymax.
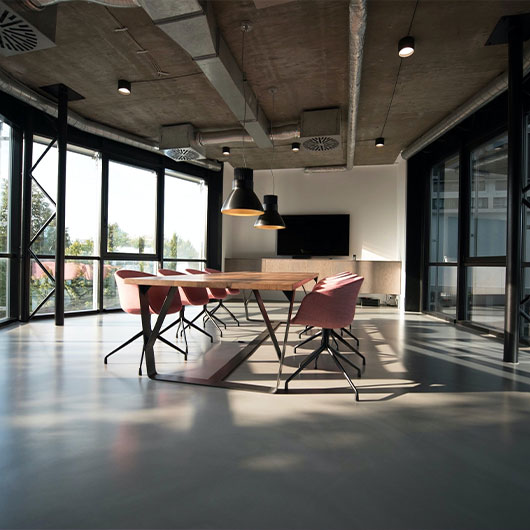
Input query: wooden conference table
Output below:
<box><xmin>123</xmin><ymin>271</ymin><xmax>318</xmax><ymax>392</ymax></box>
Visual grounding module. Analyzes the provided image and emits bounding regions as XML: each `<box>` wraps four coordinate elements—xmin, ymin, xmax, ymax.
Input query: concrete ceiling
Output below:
<box><xmin>0</xmin><ymin>0</ymin><xmax>528</xmax><ymax>169</ymax></box>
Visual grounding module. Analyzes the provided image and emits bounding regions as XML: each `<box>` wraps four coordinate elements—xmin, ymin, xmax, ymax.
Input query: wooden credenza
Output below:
<box><xmin>224</xmin><ymin>258</ymin><xmax>401</xmax><ymax>295</ymax></box>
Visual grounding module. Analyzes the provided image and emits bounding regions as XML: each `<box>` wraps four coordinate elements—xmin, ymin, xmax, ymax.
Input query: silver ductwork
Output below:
<box><xmin>144</xmin><ymin>1</ymin><xmax>273</xmax><ymax>149</ymax></box>
<box><xmin>196</xmin><ymin>123</ymin><xmax>299</xmax><ymax>147</ymax></box>
<box><xmin>346</xmin><ymin>0</ymin><xmax>366</xmax><ymax>170</ymax></box>
<box><xmin>0</xmin><ymin>66</ymin><xmax>222</xmax><ymax>170</ymax></box>
<box><xmin>303</xmin><ymin>0</ymin><xmax>366</xmax><ymax>173</ymax></box>
<box><xmin>401</xmin><ymin>49</ymin><xmax>530</xmax><ymax>160</ymax></box>
<box><xmin>304</xmin><ymin>165</ymin><xmax>348</xmax><ymax>174</ymax></box>
<box><xmin>20</xmin><ymin>0</ymin><xmax>140</xmax><ymax>9</ymax></box>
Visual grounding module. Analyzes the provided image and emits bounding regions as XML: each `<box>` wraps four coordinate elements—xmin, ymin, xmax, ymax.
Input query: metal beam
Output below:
<box><xmin>503</xmin><ymin>18</ymin><xmax>524</xmax><ymax>363</ymax></box>
<box><xmin>55</xmin><ymin>84</ymin><xmax>67</xmax><ymax>326</ymax></box>
<box><xmin>20</xmin><ymin>112</ymin><xmax>33</xmax><ymax>322</ymax></box>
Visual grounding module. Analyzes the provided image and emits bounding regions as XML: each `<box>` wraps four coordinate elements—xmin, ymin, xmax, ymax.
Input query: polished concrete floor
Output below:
<box><xmin>1</xmin><ymin>304</ymin><xmax>530</xmax><ymax>529</ymax></box>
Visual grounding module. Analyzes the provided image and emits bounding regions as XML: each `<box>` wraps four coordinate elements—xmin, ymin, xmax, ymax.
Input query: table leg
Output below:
<box><xmin>277</xmin><ymin>290</ymin><xmax>295</xmax><ymax>390</ymax></box>
<box><xmin>139</xmin><ymin>285</ymin><xmax>178</xmax><ymax>379</ymax></box>
<box><xmin>253</xmin><ymin>290</ymin><xmax>282</xmax><ymax>360</ymax></box>
<box><xmin>243</xmin><ymin>290</ymin><xmax>264</xmax><ymax>322</ymax></box>
<box><xmin>252</xmin><ymin>289</ymin><xmax>296</xmax><ymax>391</ymax></box>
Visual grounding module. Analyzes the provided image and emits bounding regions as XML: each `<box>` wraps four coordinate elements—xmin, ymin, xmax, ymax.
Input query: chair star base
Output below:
<box><xmin>285</xmin><ymin>328</ymin><xmax>362</xmax><ymax>401</ymax></box>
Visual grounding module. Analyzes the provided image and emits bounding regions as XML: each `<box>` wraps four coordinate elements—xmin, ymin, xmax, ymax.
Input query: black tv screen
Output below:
<box><xmin>277</xmin><ymin>214</ymin><xmax>350</xmax><ymax>257</ymax></box>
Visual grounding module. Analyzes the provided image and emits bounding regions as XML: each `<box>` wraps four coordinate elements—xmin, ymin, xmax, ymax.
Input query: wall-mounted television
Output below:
<box><xmin>277</xmin><ymin>214</ymin><xmax>350</xmax><ymax>257</ymax></box>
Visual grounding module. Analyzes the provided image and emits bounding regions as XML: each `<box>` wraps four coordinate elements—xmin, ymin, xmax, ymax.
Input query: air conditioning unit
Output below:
<box><xmin>0</xmin><ymin>1</ymin><xmax>56</xmax><ymax>56</ymax></box>
<box><xmin>160</xmin><ymin>123</ymin><xmax>205</xmax><ymax>162</ymax></box>
<box><xmin>299</xmin><ymin>108</ymin><xmax>341</xmax><ymax>152</ymax></box>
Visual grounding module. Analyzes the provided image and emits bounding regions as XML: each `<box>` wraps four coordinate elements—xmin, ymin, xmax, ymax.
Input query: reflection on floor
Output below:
<box><xmin>1</xmin><ymin>304</ymin><xmax>530</xmax><ymax>530</ymax></box>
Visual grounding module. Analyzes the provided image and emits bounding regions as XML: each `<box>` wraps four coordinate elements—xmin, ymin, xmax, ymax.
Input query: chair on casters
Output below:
<box><xmin>285</xmin><ymin>275</ymin><xmax>365</xmax><ymax>401</ymax></box>
<box><xmin>157</xmin><ymin>269</ymin><xmax>214</xmax><ymax>349</ymax></box>
<box><xmin>185</xmin><ymin>268</ymin><xmax>228</xmax><ymax>336</ymax></box>
<box><xmin>204</xmin><ymin>267</ymin><xmax>240</xmax><ymax>326</ymax></box>
<box><xmin>104</xmin><ymin>270</ymin><xmax>185</xmax><ymax>375</ymax></box>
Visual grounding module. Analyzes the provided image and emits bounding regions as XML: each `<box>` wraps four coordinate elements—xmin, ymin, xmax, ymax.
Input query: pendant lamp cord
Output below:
<box><xmin>380</xmin><ymin>0</ymin><xmax>419</xmax><ymax>138</ymax></box>
<box><xmin>241</xmin><ymin>27</ymin><xmax>248</xmax><ymax>169</ymax></box>
<box><xmin>270</xmin><ymin>89</ymin><xmax>276</xmax><ymax>195</ymax></box>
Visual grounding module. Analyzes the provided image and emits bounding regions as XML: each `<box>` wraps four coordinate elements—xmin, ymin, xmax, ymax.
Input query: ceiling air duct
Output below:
<box><xmin>0</xmin><ymin>0</ymin><xmax>56</xmax><ymax>55</ymax></box>
<box><xmin>160</xmin><ymin>124</ymin><xmax>206</xmax><ymax>162</ymax></box>
<box><xmin>299</xmin><ymin>108</ymin><xmax>341</xmax><ymax>152</ymax></box>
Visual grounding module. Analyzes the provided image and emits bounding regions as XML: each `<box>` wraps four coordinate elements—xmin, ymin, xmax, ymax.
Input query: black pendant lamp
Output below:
<box><xmin>221</xmin><ymin>167</ymin><xmax>264</xmax><ymax>216</ymax></box>
<box><xmin>254</xmin><ymin>194</ymin><xmax>285</xmax><ymax>230</ymax></box>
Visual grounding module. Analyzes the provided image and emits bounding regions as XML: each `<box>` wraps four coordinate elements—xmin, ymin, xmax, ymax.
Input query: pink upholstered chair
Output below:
<box><xmin>104</xmin><ymin>270</ymin><xmax>185</xmax><ymax>372</ymax></box>
<box><xmin>185</xmin><ymin>268</ymin><xmax>228</xmax><ymax>336</ymax></box>
<box><xmin>157</xmin><ymin>269</ymin><xmax>214</xmax><ymax>348</ymax></box>
<box><xmin>204</xmin><ymin>267</ymin><xmax>240</xmax><ymax>326</ymax></box>
<box><xmin>285</xmin><ymin>275</ymin><xmax>364</xmax><ymax>400</ymax></box>
<box><xmin>295</xmin><ymin>272</ymin><xmax>362</xmax><ymax>353</ymax></box>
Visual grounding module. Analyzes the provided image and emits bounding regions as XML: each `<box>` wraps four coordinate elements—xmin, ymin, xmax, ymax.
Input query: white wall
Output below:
<box><xmin>222</xmin><ymin>162</ymin><xmax>405</xmax><ymax>262</ymax></box>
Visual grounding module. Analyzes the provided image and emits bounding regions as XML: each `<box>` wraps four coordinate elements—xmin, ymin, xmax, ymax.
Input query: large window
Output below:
<box><xmin>31</xmin><ymin>139</ymin><xmax>102</xmax><ymax>315</ymax></box>
<box><xmin>0</xmin><ymin>117</ymin><xmax>214</xmax><ymax>324</ymax></box>
<box><xmin>65</xmin><ymin>147</ymin><xmax>101</xmax><ymax>313</ymax></box>
<box><xmin>107</xmin><ymin>161</ymin><xmax>156</xmax><ymax>254</ymax></box>
<box><xmin>162</xmin><ymin>169</ymin><xmax>207</xmax><ymax>272</ymax></box>
<box><xmin>427</xmin><ymin>154</ymin><xmax>459</xmax><ymax>316</ymax></box>
<box><xmin>0</xmin><ymin>120</ymin><xmax>11</xmax><ymax>321</ymax></box>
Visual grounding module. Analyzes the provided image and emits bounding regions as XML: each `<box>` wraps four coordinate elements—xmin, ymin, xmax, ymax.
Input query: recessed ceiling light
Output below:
<box><xmin>398</xmin><ymin>36</ymin><xmax>415</xmax><ymax>58</ymax></box>
<box><xmin>375</xmin><ymin>137</ymin><xmax>385</xmax><ymax>148</ymax></box>
<box><xmin>117</xmin><ymin>79</ymin><xmax>131</xmax><ymax>95</ymax></box>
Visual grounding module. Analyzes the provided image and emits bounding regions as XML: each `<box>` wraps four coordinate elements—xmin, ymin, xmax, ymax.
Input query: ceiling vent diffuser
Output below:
<box><xmin>299</xmin><ymin>108</ymin><xmax>341</xmax><ymax>152</ymax></box>
<box><xmin>0</xmin><ymin>1</ymin><xmax>55</xmax><ymax>56</ymax></box>
<box><xmin>160</xmin><ymin>123</ymin><xmax>205</xmax><ymax>162</ymax></box>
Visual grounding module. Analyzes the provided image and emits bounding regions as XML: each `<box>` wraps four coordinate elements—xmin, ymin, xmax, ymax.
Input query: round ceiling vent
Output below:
<box><xmin>165</xmin><ymin>147</ymin><xmax>201</xmax><ymax>161</ymax></box>
<box><xmin>0</xmin><ymin>11</ymin><xmax>38</xmax><ymax>53</ymax></box>
<box><xmin>302</xmin><ymin>136</ymin><xmax>339</xmax><ymax>152</ymax></box>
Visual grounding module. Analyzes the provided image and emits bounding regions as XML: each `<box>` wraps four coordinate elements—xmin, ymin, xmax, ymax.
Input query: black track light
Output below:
<box><xmin>398</xmin><ymin>36</ymin><xmax>415</xmax><ymax>58</ymax></box>
<box><xmin>291</xmin><ymin>142</ymin><xmax>301</xmax><ymax>152</ymax></box>
<box><xmin>118</xmin><ymin>79</ymin><xmax>131</xmax><ymax>95</ymax></box>
<box><xmin>222</xmin><ymin>146</ymin><xmax>230</xmax><ymax>156</ymax></box>
<box><xmin>375</xmin><ymin>137</ymin><xmax>385</xmax><ymax>148</ymax></box>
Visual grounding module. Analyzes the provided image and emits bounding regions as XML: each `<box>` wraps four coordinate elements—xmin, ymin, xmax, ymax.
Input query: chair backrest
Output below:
<box><xmin>292</xmin><ymin>275</ymin><xmax>364</xmax><ymax>330</ymax></box>
<box><xmin>204</xmin><ymin>267</ymin><xmax>240</xmax><ymax>295</ymax></box>
<box><xmin>158</xmin><ymin>268</ymin><xmax>209</xmax><ymax>306</ymax></box>
<box><xmin>115</xmin><ymin>270</ymin><xmax>181</xmax><ymax>315</ymax></box>
<box><xmin>186</xmin><ymin>268</ymin><xmax>227</xmax><ymax>300</ymax></box>
<box><xmin>313</xmin><ymin>272</ymin><xmax>357</xmax><ymax>292</ymax></box>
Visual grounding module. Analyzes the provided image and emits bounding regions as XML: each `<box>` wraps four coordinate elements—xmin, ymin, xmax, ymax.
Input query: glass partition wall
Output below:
<box><xmin>426</xmin><ymin>133</ymin><xmax>509</xmax><ymax>333</ymax></box>
<box><xmin>427</xmin><ymin>154</ymin><xmax>459</xmax><ymax>317</ymax></box>
<box><xmin>467</xmin><ymin>133</ymin><xmax>507</xmax><ymax>331</ymax></box>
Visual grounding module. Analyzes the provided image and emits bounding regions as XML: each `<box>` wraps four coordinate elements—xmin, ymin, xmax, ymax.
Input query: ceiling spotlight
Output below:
<box><xmin>375</xmin><ymin>137</ymin><xmax>385</xmax><ymax>148</ymax></box>
<box><xmin>398</xmin><ymin>36</ymin><xmax>415</xmax><ymax>58</ymax></box>
<box><xmin>291</xmin><ymin>142</ymin><xmax>301</xmax><ymax>152</ymax></box>
<box><xmin>222</xmin><ymin>146</ymin><xmax>231</xmax><ymax>156</ymax></box>
<box><xmin>117</xmin><ymin>79</ymin><xmax>131</xmax><ymax>95</ymax></box>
